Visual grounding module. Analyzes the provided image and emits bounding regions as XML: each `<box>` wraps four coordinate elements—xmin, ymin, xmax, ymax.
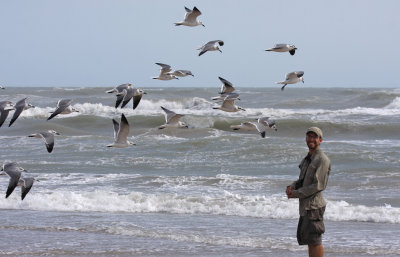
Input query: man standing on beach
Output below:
<box><xmin>286</xmin><ymin>127</ymin><xmax>331</xmax><ymax>257</ymax></box>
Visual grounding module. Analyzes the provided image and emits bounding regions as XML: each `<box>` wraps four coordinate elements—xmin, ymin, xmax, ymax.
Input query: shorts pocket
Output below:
<box><xmin>307</xmin><ymin>208</ymin><xmax>325</xmax><ymax>234</ymax></box>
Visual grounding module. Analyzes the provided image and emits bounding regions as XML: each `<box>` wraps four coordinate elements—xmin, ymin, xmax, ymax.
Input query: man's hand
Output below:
<box><xmin>286</xmin><ymin>185</ymin><xmax>295</xmax><ymax>198</ymax></box>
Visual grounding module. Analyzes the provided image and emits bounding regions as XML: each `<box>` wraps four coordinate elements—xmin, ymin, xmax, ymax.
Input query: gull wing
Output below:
<box><xmin>161</xmin><ymin>106</ymin><xmax>179</xmax><ymax>123</ymax></box>
<box><xmin>20</xmin><ymin>177</ymin><xmax>35</xmax><ymax>200</ymax></box>
<box><xmin>0</xmin><ymin>101</ymin><xmax>12</xmax><ymax>127</ymax></box>
<box><xmin>132</xmin><ymin>92</ymin><xmax>143</xmax><ymax>110</ymax></box>
<box><xmin>4</xmin><ymin>170</ymin><xmax>22</xmax><ymax>198</ymax></box>
<box><xmin>186</xmin><ymin>6</ymin><xmax>202</xmax><ymax>22</ymax></box>
<box><xmin>121</xmin><ymin>87</ymin><xmax>134</xmax><ymax>108</ymax></box>
<box><xmin>221</xmin><ymin>99</ymin><xmax>235</xmax><ymax>109</ymax></box>
<box><xmin>156</xmin><ymin>63</ymin><xmax>172</xmax><ymax>75</ymax></box>
<box><xmin>8</xmin><ymin>98</ymin><xmax>28</xmax><ymax>127</ymax></box>
<box><xmin>252</xmin><ymin>122</ymin><xmax>266</xmax><ymax>138</ymax></box>
<box><xmin>115</xmin><ymin>114</ymin><xmax>130</xmax><ymax>144</ymax></box>
<box><xmin>39</xmin><ymin>131</ymin><xmax>55</xmax><ymax>153</ymax></box>
<box><xmin>112</xmin><ymin>119</ymin><xmax>120</xmax><ymax>141</ymax></box>
<box><xmin>218</xmin><ymin>77</ymin><xmax>235</xmax><ymax>94</ymax></box>
<box><xmin>47</xmin><ymin>99</ymin><xmax>73</xmax><ymax>120</ymax></box>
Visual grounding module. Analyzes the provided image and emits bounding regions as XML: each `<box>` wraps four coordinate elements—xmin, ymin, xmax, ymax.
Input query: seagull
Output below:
<box><xmin>211</xmin><ymin>77</ymin><xmax>236</xmax><ymax>101</ymax></box>
<box><xmin>0</xmin><ymin>162</ymin><xmax>28</xmax><ymax>199</ymax></box>
<box><xmin>231</xmin><ymin>121</ymin><xmax>266</xmax><ymax>138</ymax></box>
<box><xmin>276</xmin><ymin>71</ymin><xmax>304</xmax><ymax>91</ymax></box>
<box><xmin>265</xmin><ymin>44</ymin><xmax>297</xmax><ymax>55</ymax></box>
<box><xmin>8</xmin><ymin>97</ymin><xmax>35</xmax><ymax>127</ymax></box>
<box><xmin>197</xmin><ymin>40</ymin><xmax>224</xmax><ymax>56</ymax></box>
<box><xmin>107</xmin><ymin>113</ymin><xmax>135</xmax><ymax>148</ymax></box>
<box><xmin>174</xmin><ymin>6</ymin><xmax>205</xmax><ymax>27</ymax></box>
<box><xmin>152</xmin><ymin>63</ymin><xmax>179</xmax><ymax>80</ymax></box>
<box><xmin>159</xmin><ymin>106</ymin><xmax>188</xmax><ymax>129</ymax></box>
<box><xmin>106</xmin><ymin>83</ymin><xmax>132</xmax><ymax>108</ymax></box>
<box><xmin>18</xmin><ymin>177</ymin><xmax>39</xmax><ymax>200</ymax></box>
<box><xmin>0</xmin><ymin>101</ymin><xmax>14</xmax><ymax>127</ymax></box>
<box><xmin>257</xmin><ymin>117</ymin><xmax>278</xmax><ymax>131</ymax></box>
<box><xmin>168</xmin><ymin>70</ymin><xmax>194</xmax><ymax>77</ymax></box>
<box><xmin>0</xmin><ymin>86</ymin><xmax>5</xmax><ymax>89</ymax></box>
<box><xmin>117</xmin><ymin>87</ymin><xmax>147</xmax><ymax>109</ymax></box>
<box><xmin>47</xmin><ymin>99</ymin><xmax>78</xmax><ymax>120</ymax></box>
<box><xmin>28</xmin><ymin>130</ymin><xmax>60</xmax><ymax>153</ymax></box>
<box><xmin>213</xmin><ymin>94</ymin><xmax>245</xmax><ymax>112</ymax></box>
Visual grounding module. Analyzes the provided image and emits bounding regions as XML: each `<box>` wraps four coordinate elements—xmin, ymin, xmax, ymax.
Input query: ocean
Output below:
<box><xmin>0</xmin><ymin>86</ymin><xmax>399</xmax><ymax>257</ymax></box>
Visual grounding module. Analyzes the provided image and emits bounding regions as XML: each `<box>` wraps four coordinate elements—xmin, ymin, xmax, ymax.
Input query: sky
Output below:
<box><xmin>0</xmin><ymin>0</ymin><xmax>399</xmax><ymax>88</ymax></box>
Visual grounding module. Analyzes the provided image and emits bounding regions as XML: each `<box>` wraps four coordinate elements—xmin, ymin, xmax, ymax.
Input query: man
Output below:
<box><xmin>286</xmin><ymin>127</ymin><xmax>331</xmax><ymax>257</ymax></box>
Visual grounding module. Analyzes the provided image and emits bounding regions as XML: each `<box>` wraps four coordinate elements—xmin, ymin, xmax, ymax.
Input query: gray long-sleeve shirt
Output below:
<box><xmin>290</xmin><ymin>147</ymin><xmax>331</xmax><ymax>216</ymax></box>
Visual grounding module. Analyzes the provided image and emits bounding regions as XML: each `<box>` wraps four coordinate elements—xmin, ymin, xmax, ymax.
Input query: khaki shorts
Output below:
<box><xmin>297</xmin><ymin>207</ymin><xmax>326</xmax><ymax>245</ymax></box>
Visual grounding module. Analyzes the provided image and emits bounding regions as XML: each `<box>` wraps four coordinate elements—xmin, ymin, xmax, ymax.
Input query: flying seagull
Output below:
<box><xmin>117</xmin><ymin>87</ymin><xmax>147</xmax><ymax>109</ymax></box>
<box><xmin>231</xmin><ymin>121</ymin><xmax>266</xmax><ymax>138</ymax></box>
<box><xmin>28</xmin><ymin>130</ymin><xmax>60</xmax><ymax>153</ymax></box>
<box><xmin>159</xmin><ymin>106</ymin><xmax>188</xmax><ymax>129</ymax></box>
<box><xmin>174</xmin><ymin>6</ymin><xmax>205</xmax><ymax>27</ymax></box>
<box><xmin>265</xmin><ymin>44</ymin><xmax>297</xmax><ymax>55</ymax></box>
<box><xmin>18</xmin><ymin>177</ymin><xmax>39</xmax><ymax>200</ymax></box>
<box><xmin>152</xmin><ymin>63</ymin><xmax>179</xmax><ymax>80</ymax></box>
<box><xmin>257</xmin><ymin>117</ymin><xmax>278</xmax><ymax>131</ymax></box>
<box><xmin>213</xmin><ymin>94</ymin><xmax>245</xmax><ymax>112</ymax></box>
<box><xmin>8</xmin><ymin>98</ymin><xmax>35</xmax><ymax>127</ymax></box>
<box><xmin>0</xmin><ymin>86</ymin><xmax>5</xmax><ymax>89</ymax></box>
<box><xmin>107</xmin><ymin>113</ymin><xmax>134</xmax><ymax>148</ymax></box>
<box><xmin>168</xmin><ymin>70</ymin><xmax>194</xmax><ymax>77</ymax></box>
<box><xmin>211</xmin><ymin>77</ymin><xmax>237</xmax><ymax>101</ymax></box>
<box><xmin>0</xmin><ymin>162</ymin><xmax>28</xmax><ymax>199</ymax></box>
<box><xmin>47</xmin><ymin>99</ymin><xmax>78</xmax><ymax>120</ymax></box>
<box><xmin>197</xmin><ymin>40</ymin><xmax>224</xmax><ymax>56</ymax></box>
<box><xmin>0</xmin><ymin>101</ymin><xmax>14</xmax><ymax>127</ymax></box>
<box><xmin>106</xmin><ymin>83</ymin><xmax>132</xmax><ymax>108</ymax></box>
<box><xmin>276</xmin><ymin>71</ymin><xmax>304</xmax><ymax>91</ymax></box>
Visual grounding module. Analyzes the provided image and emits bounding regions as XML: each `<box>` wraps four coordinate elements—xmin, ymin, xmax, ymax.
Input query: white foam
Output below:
<box><xmin>1</xmin><ymin>190</ymin><xmax>399</xmax><ymax>224</ymax></box>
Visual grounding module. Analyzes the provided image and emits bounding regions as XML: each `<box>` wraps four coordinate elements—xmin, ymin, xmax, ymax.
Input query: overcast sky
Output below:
<box><xmin>0</xmin><ymin>0</ymin><xmax>399</xmax><ymax>88</ymax></box>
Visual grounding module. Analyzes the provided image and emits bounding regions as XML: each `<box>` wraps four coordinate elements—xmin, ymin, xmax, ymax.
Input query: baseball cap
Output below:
<box><xmin>306</xmin><ymin>127</ymin><xmax>323</xmax><ymax>138</ymax></box>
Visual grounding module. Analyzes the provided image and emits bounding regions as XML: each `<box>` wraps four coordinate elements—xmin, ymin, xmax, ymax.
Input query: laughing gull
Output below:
<box><xmin>118</xmin><ymin>87</ymin><xmax>147</xmax><ymax>109</ymax></box>
<box><xmin>159</xmin><ymin>106</ymin><xmax>188</xmax><ymax>129</ymax></box>
<box><xmin>265</xmin><ymin>44</ymin><xmax>297</xmax><ymax>55</ymax></box>
<box><xmin>197</xmin><ymin>40</ymin><xmax>224</xmax><ymax>56</ymax></box>
<box><xmin>213</xmin><ymin>94</ymin><xmax>245</xmax><ymax>112</ymax></box>
<box><xmin>28</xmin><ymin>130</ymin><xmax>60</xmax><ymax>153</ymax></box>
<box><xmin>8</xmin><ymin>98</ymin><xmax>35</xmax><ymax>127</ymax></box>
<box><xmin>0</xmin><ymin>162</ymin><xmax>28</xmax><ymax>199</ymax></box>
<box><xmin>152</xmin><ymin>63</ymin><xmax>179</xmax><ymax>80</ymax></box>
<box><xmin>168</xmin><ymin>70</ymin><xmax>194</xmax><ymax>77</ymax></box>
<box><xmin>174</xmin><ymin>6</ymin><xmax>205</xmax><ymax>27</ymax></box>
<box><xmin>276</xmin><ymin>71</ymin><xmax>304</xmax><ymax>91</ymax></box>
<box><xmin>257</xmin><ymin>117</ymin><xmax>278</xmax><ymax>131</ymax></box>
<box><xmin>107</xmin><ymin>113</ymin><xmax>135</xmax><ymax>148</ymax></box>
<box><xmin>47</xmin><ymin>99</ymin><xmax>78</xmax><ymax>120</ymax></box>
<box><xmin>106</xmin><ymin>83</ymin><xmax>132</xmax><ymax>108</ymax></box>
<box><xmin>231</xmin><ymin>121</ymin><xmax>266</xmax><ymax>138</ymax></box>
<box><xmin>212</xmin><ymin>77</ymin><xmax>237</xmax><ymax>101</ymax></box>
<box><xmin>0</xmin><ymin>101</ymin><xmax>14</xmax><ymax>127</ymax></box>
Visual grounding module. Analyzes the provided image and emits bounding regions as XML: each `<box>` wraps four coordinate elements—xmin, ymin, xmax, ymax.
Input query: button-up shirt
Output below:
<box><xmin>290</xmin><ymin>147</ymin><xmax>331</xmax><ymax>216</ymax></box>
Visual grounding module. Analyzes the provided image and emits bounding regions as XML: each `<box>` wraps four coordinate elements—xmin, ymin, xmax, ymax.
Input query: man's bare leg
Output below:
<box><xmin>308</xmin><ymin>244</ymin><xmax>324</xmax><ymax>257</ymax></box>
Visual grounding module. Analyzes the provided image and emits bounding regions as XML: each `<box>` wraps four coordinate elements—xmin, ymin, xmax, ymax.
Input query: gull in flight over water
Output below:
<box><xmin>197</xmin><ymin>40</ymin><xmax>224</xmax><ymax>56</ymax></box>
<box><xmin>8</xmin><ymin>97</ymin><xmax>35</xmax><ymax>127</ymax></box>
<box><xmin>211</xmin><ymin>77</ymin><xmax>237</xmax><ymax>101</ymax></box>
<box><xmin>47</xmin><ymin>99</ymin><xmax>78</xmax><ymax>120</ymax></box>
<box><xmin>28</xmin><ymin>130</ymin><xmax>60</xmax><ymax>153</ymax></box>
<box><xmin>168</xmin><ymin>70</ymin><xmax>194</xmax><ymax>78</ymax></box>
<box><xmin>231</xmin><ymin>121</ymin><xmax>266</xmax><ymax>138</ymax></box>
<box><xmin>106</xmin><ymin>83</ymin><xmax>132</xmax><ymax>108</ymax></box>
<box><xmin>0</xmin><ymin>101</ymin><xmax>14</xmax><ymax>127</ymax></box>
<box><xmin>174</xmin><ymin>6</ymin><xmax>205</xmax><ymax>27</ymax></box>
<box><xmin>159</xmin><ymin>106</ymin><xmax>188</xmax><ymax>129</ymax></box>
<box><xmin>213</xmin><ymin>94</ymin><xmax>245</xmax><ymax>112</ymax></box>
<box><xmin>265</xmin><ymin>44</ymin><xmax>297</xmax><ymax>55</ymax></box>
<box><xmin>116</xmin><ymin>86</ymin><xmax>147</xmax><ymax>109</ymax></box>
<box><xmin>107</xmin><ymin>113</ymin><xmax>135</xmax><ymax>148</ymax></box>
<box><xmin>152</xmin><ymin>63</ymin><xmax>179</xmax><ymax>80</ymax></box>
<box><xmin>276</xmin><ymin>71</ymin><xmax>304</xmax><ymax>91</ymax></box>
<box><xmin>18</xmin><ymin>177</ymin><xmax>39</xmax><ymax>200</ymax></box>
<box><xmin>0</xmin><ymin>162</ymin><xmax>28</xmax><ymax>199</ymax></box>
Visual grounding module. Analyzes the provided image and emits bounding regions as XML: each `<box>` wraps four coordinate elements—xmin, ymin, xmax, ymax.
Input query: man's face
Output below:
<box><xmin>306</xmin><ymin>132</ymin><xmax>322</xmax><ymax>151</ymax></box>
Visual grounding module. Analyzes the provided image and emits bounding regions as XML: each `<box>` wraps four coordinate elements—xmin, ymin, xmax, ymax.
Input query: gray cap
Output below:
<box><xmin>306</xmin><ymin>127</ymin><xmax>323</xmax><ymax>138</ymax></box>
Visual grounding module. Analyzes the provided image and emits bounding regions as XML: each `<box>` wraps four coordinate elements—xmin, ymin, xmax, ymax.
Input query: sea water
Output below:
<box><xmin>0</xmin><ymin>87</ymin><xmax>399</xmax><ymax>256</ymax></box>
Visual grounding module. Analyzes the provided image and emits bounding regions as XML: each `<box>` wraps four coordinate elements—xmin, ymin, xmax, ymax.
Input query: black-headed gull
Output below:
<box><xmin>276</xmin><ymin>71</ymin><xmax>304</xmax><ymax>91</ymax></box>
<box><xmin>265</xmin><ymin>44</ymin><xmax>297</xmax><ymax>55</ymax></box>
<box><xmin>174</xmin><ymin>6</ymin><xmax>205</xmax><ymax>27</ymax></box>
